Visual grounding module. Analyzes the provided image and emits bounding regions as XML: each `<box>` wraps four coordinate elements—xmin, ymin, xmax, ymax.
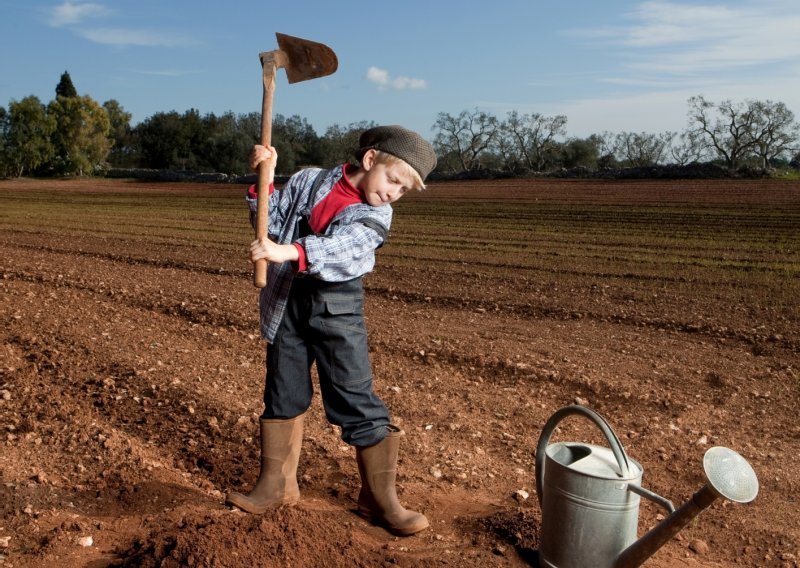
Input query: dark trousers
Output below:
<box><xmin>262</xmin><ymin>276</ymin><xmax>390</xmax><ymax>447</ymax></box>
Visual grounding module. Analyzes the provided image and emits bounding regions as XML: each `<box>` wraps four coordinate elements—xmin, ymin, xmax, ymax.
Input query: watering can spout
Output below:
<box><xmin>614</xmin><ymin>447</ymin><xmax>759</xmax><ymax>568</ymax></box>
<box><xmin>613</xmin><ymin>484</ymin><xmax>718</xmax><ymax>568</ymax></box>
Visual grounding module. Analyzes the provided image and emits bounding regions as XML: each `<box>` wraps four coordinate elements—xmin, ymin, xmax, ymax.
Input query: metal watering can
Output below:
<box><xmin>535</xmin><ymin>405</ymin><xmax>759</xmax><ymax>568</ymax></box>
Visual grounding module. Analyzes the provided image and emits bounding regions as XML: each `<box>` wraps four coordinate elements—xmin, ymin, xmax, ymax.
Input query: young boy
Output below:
<box><xmin>226</xmin><ymin>125</ymin><xmax>437</xmax><ymax>536</ymax></box>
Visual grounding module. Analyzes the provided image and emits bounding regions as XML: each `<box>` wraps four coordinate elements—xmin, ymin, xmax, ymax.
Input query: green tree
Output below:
<box><xmin>557</xmin><ymin>135</ymin><xmax>602</xmax><ymax>169</ymax></box>
<box><xmin>0</xmin><ymin>96</ymin><xmax>55</xmax><ymax>177</ymax></box>
<box><xmin>182</xmin><ymin>108</ymin><xmax>206</xmax><ymax>170</ymax></box>
<box><xmin>321</xmin><ymin>120</ymin><xmax>376</xmax><ymax>169</ymax></box>
<box><xmin>134</xmin><ymin>109</ymin><xmax>255</xmax><ymax>172</ymax></box>
<box><xmin>272</xmin><ymin>114</ymin><xmax>323</xmax><ymax>173</ymax></box>
<box><xmin>48</xmin><ymin>95</ymin><xmax>111</xmax><ymax>175</ymax></box>
<box><xmin>56</xmin><ymin>71</ymin><xmax>78</xmax><ymax>98</ymax></box>
<box><xmin>103</xmin><ymin>99</ymin><xmax>134</xmax><ymax>167</ymax></box>
<box><xmin>198</xmin><ymin>111</ymin><xmax>255</xmax><ymax>173</ymax></box>
<box><xmin>134</xmin><ymin>110</ymin><xmax>194</xmax><ymax>169</ymax></box>
<box><xmin>0</xmin><ymin>106</ymin><xmax>7</xmax><ymax>176</ymax></box>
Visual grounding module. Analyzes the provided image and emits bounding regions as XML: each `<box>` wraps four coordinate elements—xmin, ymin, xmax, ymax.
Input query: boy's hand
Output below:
<box><xmin>250</xmin><ymin>145</ymin><xmax>278</xmax><ymax>172</ymax></box>
<box><xmin>250</xmin><ymin>237</ymin><xmax>299</xmax><ymax>264</ymax></box>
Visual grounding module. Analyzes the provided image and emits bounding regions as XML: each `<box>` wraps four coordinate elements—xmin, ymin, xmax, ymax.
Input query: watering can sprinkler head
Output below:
<box><xmin>703</xmin><ymin>446</ymin><xmax>759</xmax><ymax>504</ymax></box>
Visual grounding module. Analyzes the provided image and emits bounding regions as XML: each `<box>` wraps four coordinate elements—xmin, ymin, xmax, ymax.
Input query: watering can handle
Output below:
<box><xmin>535</xmin><ymin>405</ymin><xmax>632</xmax><ymax>507</ymax></box>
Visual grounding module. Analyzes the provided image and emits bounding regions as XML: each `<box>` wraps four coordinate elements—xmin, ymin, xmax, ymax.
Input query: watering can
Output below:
<box><xmin>535</xmin><ymin>405</ymin><xmax>758</xmax><ymax>568</ymax></box>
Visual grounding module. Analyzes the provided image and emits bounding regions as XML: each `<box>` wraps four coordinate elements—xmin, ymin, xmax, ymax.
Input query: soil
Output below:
<box><xmin>1</xmin><ymin>177</ymin><xmax>798</xmax><ymax>567</ymax></box>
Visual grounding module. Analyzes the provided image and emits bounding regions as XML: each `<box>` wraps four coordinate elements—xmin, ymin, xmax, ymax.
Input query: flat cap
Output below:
<box><xmin>357</xmin><ymin>125</ymin><xmax>437</xmax><ymax>180</ymax></box>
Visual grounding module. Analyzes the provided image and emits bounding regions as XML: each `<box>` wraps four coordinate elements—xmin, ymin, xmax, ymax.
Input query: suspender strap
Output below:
<box><xmin>305</xmin><ymin>169</ymin><xmax>329</xmax><ymax>210</ymax></box>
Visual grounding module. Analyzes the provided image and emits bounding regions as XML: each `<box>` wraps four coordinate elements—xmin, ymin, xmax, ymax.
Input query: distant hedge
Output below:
<box><xmin>106</xmin><ymin>163</ymin><xmax>771</xmax><ymax>185</ymax></box>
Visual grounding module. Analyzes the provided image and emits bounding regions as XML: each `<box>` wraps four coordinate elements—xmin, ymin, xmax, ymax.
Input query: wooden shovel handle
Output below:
<box><xmin>253</xmin><ymin>53</ymin><xmax>283</xmax><ymax>288</ymax></box>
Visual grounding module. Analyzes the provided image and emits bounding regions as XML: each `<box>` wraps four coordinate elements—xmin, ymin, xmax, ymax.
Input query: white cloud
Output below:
<box><xmin>43</xmin><ymin>2</ymin><xmax>197</xmax><ymax>48</ymax></box>
<box><xmin>573</xmin><ymin>0</ymin><xmax>800</xmax><ymax>75</ymax></box>
<box><xmin>549</xmin><ymin>0</ymin><xmax>800</xmax><ymax>135</ymax></box>
<box><xmin>77</xmin><ymin>27</ymin><xmax>197</xmax><ymax>48</ymax></box>
<box><xmin>621</xmin><ymin>1</ymin><xmax>746</xmax><ymax>47</ymax></box>
<box><xmin>366</xmin><ymin>66</ymin><xmax>426</xmax><ymax>91</ymax></box>
<box><xmin>45</xmin><ymin>1</ymin><xmax>108</xmax><ymax>27</ymax></box>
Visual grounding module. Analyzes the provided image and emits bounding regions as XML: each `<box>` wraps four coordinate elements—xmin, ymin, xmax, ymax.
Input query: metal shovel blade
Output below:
<box><xmin>275</xmin><ymin>32</ymin><xmax>338</xmax><ymax>84</ymax></box>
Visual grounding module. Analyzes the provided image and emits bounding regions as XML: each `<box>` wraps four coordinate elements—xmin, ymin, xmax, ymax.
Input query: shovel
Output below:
<box><xmin>253</xmin><ymin>33</ymin><xmax>338</xmax><ymax>288</ymax></box>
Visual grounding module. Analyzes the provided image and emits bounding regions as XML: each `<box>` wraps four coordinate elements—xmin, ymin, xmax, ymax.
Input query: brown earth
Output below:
<box><xmin>1</xmin><ymin>177</ymin><xmax>799</xmax><ymax>567</ymax></box>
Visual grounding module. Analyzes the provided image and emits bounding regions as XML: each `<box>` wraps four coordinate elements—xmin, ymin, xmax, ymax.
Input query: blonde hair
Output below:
<box><xmin>371</xmin><ymin>150</ymin><xmax>426</xmax><ymax>190</ymax></box>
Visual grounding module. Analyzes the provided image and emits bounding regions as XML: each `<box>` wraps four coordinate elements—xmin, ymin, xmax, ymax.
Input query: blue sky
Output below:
<box><xmin>2</xmin><ymin>0</ymin><xmax>799</xmax><ymax>139</ymax></box>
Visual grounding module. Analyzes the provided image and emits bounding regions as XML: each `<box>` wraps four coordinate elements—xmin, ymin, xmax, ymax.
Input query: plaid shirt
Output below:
<box><xmin>246</xmin><ymin>165</ymin><xmax>393</xmax><ymax>342</ymax></box>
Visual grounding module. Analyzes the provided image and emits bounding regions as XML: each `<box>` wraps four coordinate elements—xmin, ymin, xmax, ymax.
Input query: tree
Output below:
<box><xmin>499</xmin><ymin>111</ymin><xmax>567</xmax><ymax>172</ymax></box>
<box><xmin>687</xmin><ymin>95</ymin><xmax>800</xmax><ymax>171</ymax></box>
<box><xmin>0</xmin><ymin>106</ymin><xmax>7</xmax><ymax>176</ymax></box>
<box><xmin>272</xmin><ymin>114</ymin><xmax>323</xmax><ymax>172</ymax></box>
<box><xmin>179</xmin><ymin>108</ymin><xmax>205</xmax><ymax>170</ymax></box>
<box><xmin>135</xmin><ymin>111</ymin><xmax>182</xmax><ymax>169</ymax></box>
<box><xmin>433</xmin><ymin>109</ymin><xmax>499</xmax><ymax>172</ymax></box>
<box><xmin>687</xmin><ymin>95</ymin><xmax>761</xmax><ymax>171</ymax></box>
<box><xmin>135</xmin><ymin>110</ymin><xmax>198</xmax><ymax>170</ymax></box>
<box><xmin>609</xmin><ymin>131</ymin><xmax>674</xmax><ymax>167</ymax></box>
<box><xmin>201</xmin><ymin>111</ymin><xmax>258</xmax><ymax>174</ymax></box>
<box><xmin>557</xmin><ymin>135</ymin><xmax>602</xmax><ymax>169</ymax></box>
<box><xmin>0</xmin><ymin>96</ymin><xmax>55</xmax><ymax>177</ymax></box>
<box><xmin>55</xmin><ymin>71</ymin><xmax>78</xmax><ymax>98</ymax></box>
<box><xmin>48</xmin><ymin>95</ymin><xmax>111</xmax><ymax>175</ymax></box>
<box><xmin>192</xmin><ymin>111</ymin><xmax>232</xmax><ymax>171</ymax></box>
<box><xmin>594</xmin><ymin>131</ymin><xmax>619</xmax><ymax>168</ymax></box>
<box><xmin>749</xmin><ymin>100</ymin><xmax>799</xmax><ymax>169</ymax></box>
<box><xmin>669</xmin><ymin>130</ymin><xmax>707</xmax><ymax>165</ymax></box>
<box><xmin>103</xmin><ymin>99</ymin><xmax>134</xmax><ymax>167</ymax></box>
<box><xmin>321</xmin><ymin>120</ymin><xmax>376</xmax><ymax>169</ymax></box>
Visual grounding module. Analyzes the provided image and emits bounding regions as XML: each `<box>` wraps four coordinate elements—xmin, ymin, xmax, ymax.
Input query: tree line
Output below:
<box><xmin>1</xmin><ymin>71</ymin><xmax>799</xmax><ymax>179</ymax></box>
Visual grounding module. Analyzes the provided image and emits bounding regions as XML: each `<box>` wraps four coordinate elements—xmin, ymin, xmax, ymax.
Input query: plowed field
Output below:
<box><xmin>1</xmin><ymin>177</ymin><xmax>798</xmax><ymax>567</ymax></box>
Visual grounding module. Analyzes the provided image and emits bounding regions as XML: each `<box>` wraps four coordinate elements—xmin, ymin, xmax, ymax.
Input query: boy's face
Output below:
<box><xmin>358</xmin><ymin>150</ymin><xmax>414</xmax><ymax>207</ymax></box>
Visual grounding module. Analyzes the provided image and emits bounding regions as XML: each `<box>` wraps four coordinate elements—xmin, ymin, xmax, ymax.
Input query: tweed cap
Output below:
<box><xmin>356</xmin><ymin>125</ymin><xmax>437</xmax><ymax>180</ymax></box>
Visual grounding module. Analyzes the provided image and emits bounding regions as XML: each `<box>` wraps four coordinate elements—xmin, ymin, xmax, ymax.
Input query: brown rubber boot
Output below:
<box><xmin>356</xmin><ymin>425</ymin><xmax>429</xmax><ymax>536</ymax></box>
<box><xmin>225</xmin><ymin>414</ymin><xmax>304</xmax><ymax>513</ymax></box>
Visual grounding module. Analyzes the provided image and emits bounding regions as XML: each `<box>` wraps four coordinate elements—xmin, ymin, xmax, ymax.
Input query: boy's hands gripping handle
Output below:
<box><xmin>252</xmin><ymin>34</ymin><xmax>337</xmax><ymax>287</ymax></box>
<box><xmin>254</xmin><ymin>51</ymin><xmax>287</xmax><ymax>288</ymax></box>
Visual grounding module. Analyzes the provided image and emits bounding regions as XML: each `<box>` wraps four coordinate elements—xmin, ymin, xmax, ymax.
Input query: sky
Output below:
<box><xmin>2</xmin><ymin>0</ymin><xmax>800</xmax><ymax>140</ymax></box>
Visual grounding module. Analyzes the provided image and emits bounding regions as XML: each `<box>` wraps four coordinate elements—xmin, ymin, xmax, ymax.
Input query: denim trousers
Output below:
<box><xmin>262</xmin><ymin>275</ymin><xmax>390</xmax><ymax>447</ymax></box>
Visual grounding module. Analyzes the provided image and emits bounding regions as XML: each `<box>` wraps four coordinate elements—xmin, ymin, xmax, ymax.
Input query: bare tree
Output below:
<box><xmin>491</xmin><ymin>129</ymin><xmax>518</xmax><ymax>173</ymax></box>
<box><xmin>609</xmin><ymin>131</ymin><xmax>674</xmax><ymax>167</ymax></box>
<box><xmin>595</xmin><ymin>131</ymin><xmax>618</xmax><ymax>167</ymax></box>
<box><xmin>750</xmin><ymin>100</ymin><xmax>799</xmax><ymax>169</ymax></box>
<box><xmin>687</xmin><ymin>95</ymin><xmax>800</xmax><ymax>170</ymax></box>
<box><xmin>669</xmin><ymin>130</ymin><xmax>707</xmax><ymax>165</ymax></box>
<box><xmin>687</xmin><ymin>95</ymin><xmax>761</xmax><ymax>171</ymax></box>
<box><xmin>499</xmin><ymin>111</ymin><xmax>567</xmax><ymax>172</ymax></box>
<box><xmin>432</xmin><ymin>109</ymin><xmax>499</xmax><ymax>172</ymax></box>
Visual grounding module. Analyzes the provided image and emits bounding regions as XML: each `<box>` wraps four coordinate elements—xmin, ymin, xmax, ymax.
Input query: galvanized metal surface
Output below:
<box><xmin>535</xmin><ymin>406</ymin><xmax>760</xmax><ymax>568</ymax></box>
